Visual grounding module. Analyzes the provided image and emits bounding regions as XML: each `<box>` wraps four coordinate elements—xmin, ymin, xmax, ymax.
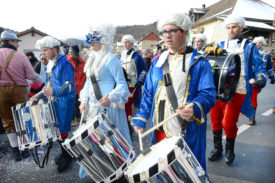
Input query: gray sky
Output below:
<box><xmin>1</xmin><ymin>0</ymin><xmax>275</xmax><ymax>39</ymax></box>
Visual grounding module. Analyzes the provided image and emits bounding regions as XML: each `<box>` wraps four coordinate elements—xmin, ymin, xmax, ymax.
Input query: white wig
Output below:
<box><xmin>89</xmin><ymin>23</ymin><xmax>116</xmax><ymax>52</ymax></box>
<box><xmin>194</xmin><ymin>33</ymin><xmax>207</xmax><ymax>42</ymax></box>
<box><xmin>253</xmin><ymin>36</ymin><xmax>267</xmax><ymax>45</ymax></box>
<box><xmin>35</xmin><ymin>36</ymin><xmax>60</xmax><ymax>49</ymax></box>
<box><xmin>121</xmin><ymin>34</ymin><xmax>135</xmax><ymax>44</ymax></box>
<box><xmin>223</xmin><ymin>14</ymin><xmax>246</xmax><ymax>28</ymax></box>
<box><xmin>157</xmin><ymin>13</ymin><xmax>192</xmax><ymax>31</ymax></box>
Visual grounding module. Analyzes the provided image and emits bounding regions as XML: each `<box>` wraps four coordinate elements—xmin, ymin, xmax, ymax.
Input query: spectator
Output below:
<box><xmin>0</xmin><ymin>30</ymin><xmax>41</xmax><ymax>161</ymax></box>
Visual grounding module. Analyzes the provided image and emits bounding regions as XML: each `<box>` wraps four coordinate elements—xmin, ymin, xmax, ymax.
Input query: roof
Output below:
<box><xmin>192</xmin><ymin>0</ymin><xmax>275</xmax><ymax>28</ymax></box>
<box><xmin>17</xmin><ymin>27</ymin><xmax>69</xmax><ymax>47</ymax></box>
<box><xmin>190</xmin><ymin>8</ymin><xmax>206</xmax><ymax>14</ymax></box>
<box><xmin>139</xmin><ymin>32</ymin><xmax>161</xmax><ymax>42</ymax></box>
<box><xmin>245</xmin><ymin>20</ymin><xmax>275</xmax><ymax>31</ymax></box>
<box><xmin>193</xmin><ymin>0</ymin><xmax>235</xmax><ymax>27</ymax></box>
<box><xmin>232</xmin><ymin>0</ymin><xmax>275</xmax><ymax>21</ymax></box>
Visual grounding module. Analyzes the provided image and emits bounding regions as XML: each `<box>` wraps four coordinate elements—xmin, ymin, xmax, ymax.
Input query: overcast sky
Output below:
<box><xmin>1</xmin><ymin>0</ymin><xmax>275</xmax><ymax>40</ymax></box>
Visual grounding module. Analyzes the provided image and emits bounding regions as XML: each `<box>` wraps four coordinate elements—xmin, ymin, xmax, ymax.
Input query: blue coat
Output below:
<box><xmin>218</xmin><ymin>40</ymin><xmax>267</xmax><ymax>118</ymax></box>
<box><xmin>132</xmin><ymin>49</ymin><xmax>216</xmax><ymax>170</ymax></box>
<box><xmin>47</xmin><ymin>55</ymin><xmax>75</xmax><ymax>133</ymax></box>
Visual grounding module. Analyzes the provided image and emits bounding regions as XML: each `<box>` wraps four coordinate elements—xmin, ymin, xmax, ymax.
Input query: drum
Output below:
<box><xmin>62</xmin><ymin>112</ymin><xmax>135</xmax><ymax>183</ymax></box>
<box><xmin>208</xmin><ymin>53</ymin><xmax>241</xmax><ymax>103</ymax></box>
<box><xmin>125</xmin><ymin>135</ymin><xmax>208</xmax><ymax>183</ymax></box>
<box><xmin>12</xmin><ymin>98</ymin><xmax>60</xmax><ymax>151</ymax></box>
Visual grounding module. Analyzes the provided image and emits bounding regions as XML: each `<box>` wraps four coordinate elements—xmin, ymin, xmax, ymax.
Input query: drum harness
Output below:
<box><xmin>160</xmin><ymin>46</ymin><xmax>193</xmax><ymax>133</ymax></box>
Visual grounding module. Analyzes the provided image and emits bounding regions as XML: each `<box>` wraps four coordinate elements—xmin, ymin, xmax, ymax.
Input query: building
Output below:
<box><xmin>16</xmin><ymin>27</ymin><xmax>69</xmax><ymax>58</ymax></box>
<box><xmin>188</xmin><ymin>0</ymin><xmax>275</xmax><ymax>54</ymax></box>
<box><xmin>137</xmin><ymin>32</ymin><xmax>161</xmax><ymax>51</ymax></box>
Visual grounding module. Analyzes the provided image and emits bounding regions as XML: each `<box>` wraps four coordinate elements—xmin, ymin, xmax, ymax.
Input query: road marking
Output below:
<box><xmin>261</xmin><ymin>109</ymin><xmax>273</xmax><ymax>116</ymax></box>
<box><xmin>223</xmin><ymin>124</ymin><xmax>250</xmax><ymax>139</ymax></box>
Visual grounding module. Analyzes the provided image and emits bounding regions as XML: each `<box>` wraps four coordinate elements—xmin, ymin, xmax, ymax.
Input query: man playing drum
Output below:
<box><xmin>0</xmin><ymin>30</ymin><xmax>42</xmax><ymax>161</ymax></box>
<box><xmin>132</xmin><ymin>13</ymin><xmax>216</xmax><ymax>171</ymax></box>
<box><xmin>208</xmin><ymin>15</ymin><xmax>267</xmax><ymax>165</ymax></box>
<box><xmin>35</xmin><ymin>36</ymin><xmax>76</xmax><ymax>172</ymax></box>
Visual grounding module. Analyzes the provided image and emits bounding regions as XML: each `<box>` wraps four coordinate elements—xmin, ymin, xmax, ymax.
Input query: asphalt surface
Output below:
<box><xmin>0</xmin><ymin>83</ymin><xmax>274</xmax><ymax>183</ymax></box>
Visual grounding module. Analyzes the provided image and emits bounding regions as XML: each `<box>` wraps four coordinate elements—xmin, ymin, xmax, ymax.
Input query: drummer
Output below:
<box><xmin>132</xmin><ymin>12</ymin><xmax>216</xmax><ymax>171</ymax></box>
<box><xmin>78</xmin><ymin>23</ymin><xmax>132</xmax><ymax>178</ymax></box>
<box><xmin>248</xmin><ymin>36</ymin><xmax>275</xmax><ymax>125</ymax></box>
<box><xmin>207</xmin><ymin>15</ymin><xmax>267</xmax><ymax>165</ymax></box>
<box><xmin>35</xmin><ymin>36</ymin><xmax>76</xmax><ymax>172</ymax></box>
<box><xmin>0</xmin><ymin>30</ymin><xmax>42</xmax><ymax>162</ymax></box>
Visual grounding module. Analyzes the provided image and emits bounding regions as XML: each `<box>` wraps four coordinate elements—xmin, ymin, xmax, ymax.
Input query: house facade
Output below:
<box><xmin>17</xmin><ymin>27</ymin><xmax>69</xmax><ymax>59</ymax></box>
<box><xmin>188</xmin><ymin>0</ymin><xmax>275</xmax><ymax>54</ymax></box>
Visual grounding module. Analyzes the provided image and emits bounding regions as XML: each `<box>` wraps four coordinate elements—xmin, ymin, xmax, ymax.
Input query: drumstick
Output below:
<box><xmin>138</xmin><ymin>129</ymin><xmax>143</xmax><ymax>151</ymax></box>
<box><xmin>86</xmin><ymin>94</ymin><xmax>109</xmax><ymax>124</ymax></box>
<box><xmin>79</xmin><ymin>112</ymin><xmax>85</xmax><ymax>127</ymax></box>
<box><xmin>139</xmin><ymin>103</ymin><xmax>194</xmax><ymax>144</ymax></box>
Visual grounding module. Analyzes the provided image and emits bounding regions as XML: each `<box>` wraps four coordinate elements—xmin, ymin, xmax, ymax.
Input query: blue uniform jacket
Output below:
<box><xmin>132</xmin><ymin>49</ymin><xmax>216</xmax><ymax>170</ymax></box>
<box><xmin>47</xmin><ymin>55</ymin><xmax>75</xmax><ymax>133</ymax></box>
<box><xmin>218</xmin><ymin>41</ymin><xmax>267</xmax><ymax>118</ymax></box>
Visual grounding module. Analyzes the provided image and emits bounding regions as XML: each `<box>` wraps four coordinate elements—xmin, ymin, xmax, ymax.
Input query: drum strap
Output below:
<box><xmin>30</xmin><ymin>141</ymin><xmax>53</xmax><ymax>168</ymax></box>
<box><xmin>162</xmin><ymin>58</ymin><xmax>188</xmax><ymax>130</ymax></box>
<box><xmin>90</xmin><ymin>73</ymin><xmax>102</xmax><ymax>101</ymax></box>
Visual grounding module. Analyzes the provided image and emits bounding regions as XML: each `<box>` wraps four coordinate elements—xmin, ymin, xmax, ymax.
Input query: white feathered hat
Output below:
<box><xmin>253</xmin><ymin>36</ymin><xmax>267</xmax><ymax>45</ymax></box>
<box><xmin>157</xmin><ymin>13</ymin><xmax>192</xmax><ymax>31</ymax></box>
<box><xmin>194</xmin><ymin>33</ymin><xmax>207</xmax><ymax>42</ymax></box>
<box><xmin>223</xmin><ymin>14</ymin><xmax>246</xmax><ymax>28</ymax></box>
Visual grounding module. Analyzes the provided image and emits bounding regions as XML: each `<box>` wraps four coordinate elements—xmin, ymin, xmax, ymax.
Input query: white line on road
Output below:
<box><xmin>223</xmin><ymin>124</ymin><xmax>251</xmax><ymax>139</ymax></box>
<box><xmin>261</xmin><ymin>109</ymin><xmax>273</xmax><ymax>116</ymax></box>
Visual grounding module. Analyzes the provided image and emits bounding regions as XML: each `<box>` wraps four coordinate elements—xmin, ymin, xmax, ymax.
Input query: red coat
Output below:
<box><xmin>67</xmin><ymin>56</ymin><xmax>86</xmax><ymax>95</ymax></box>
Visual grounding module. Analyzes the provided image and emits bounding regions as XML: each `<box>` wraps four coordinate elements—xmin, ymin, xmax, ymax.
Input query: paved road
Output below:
<box><xmin>0</xmin><ymin>83</ymin><xmax>274</xmax><ymax>183</ymax></box>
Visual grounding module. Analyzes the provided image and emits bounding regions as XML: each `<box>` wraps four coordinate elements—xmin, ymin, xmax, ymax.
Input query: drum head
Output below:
<box><xmin>208</xmin><ymin>54</ymin><xmax>241</xmax><ymax>103</ymax></box>
<box><xmin>126</xmin><ymin>136</ymin><xmax>183</xmax><ymax>181</ymax></box>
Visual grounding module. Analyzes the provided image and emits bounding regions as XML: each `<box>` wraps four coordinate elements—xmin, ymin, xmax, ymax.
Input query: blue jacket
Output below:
<box><xmin>132</xmin><ymin>49</ymin><xmax>216</xmax><ymax>170</ymax></box>
<box><xmin>47</xmin><ymin>55</ymin><xmax>75</xmax><ymax>133</ymax></box>
<box><xmin>218</xmin><ymin>40</ymin><xmax>267</xmax><ymax>118</ymax></box>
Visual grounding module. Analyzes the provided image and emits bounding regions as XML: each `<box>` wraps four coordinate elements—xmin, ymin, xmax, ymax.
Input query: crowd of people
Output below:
<box><xmin>0</xmin><ymin>12</ymin><xmax>274</xmax><ymax>182</ymax></box>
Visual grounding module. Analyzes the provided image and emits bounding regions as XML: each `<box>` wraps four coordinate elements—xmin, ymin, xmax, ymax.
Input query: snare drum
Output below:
<box><xmin>125</xmin><ymin>135</ymin><xmax>208</xmax><ymax>183</ymax></box>
<box><xmin>62</xmin><ymin>112</ymin><xmax>135</xmax><ymax>183</ymax></box>
<box><xmin>208</xmin><ymin>53</ymin><xmax>241</xmax><ymax>103</ymax></box>
<box><xmin>12</xmin><ymin>98</ymin><xmax>60</xmax><ymax>151</ymax></box>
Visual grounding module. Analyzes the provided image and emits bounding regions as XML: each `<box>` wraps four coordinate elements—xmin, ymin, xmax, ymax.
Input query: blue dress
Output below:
<box><xmin>79</xmin><ymin>53</ymin><xmax>131</xmax><ymax>144</ymax></box>
<box><xmin>79</xmin><ymin>53</ymin><xmax>131</xmax><ymax>178</ymax></box>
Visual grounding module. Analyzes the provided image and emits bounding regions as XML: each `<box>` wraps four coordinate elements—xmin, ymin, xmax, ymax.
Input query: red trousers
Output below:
<box><xmin>125</xmin><ymin>87</ymin><xmax>138</xmax><ymax>123</ymax></box>
<box><xmin>251</xmin><ymin>86</ymin><xmax>260</xmax><ymax>108</ymax></box>
<box><xmin>155</xmin><ymin>130</ymin><xmax>167</xmax><ymax>143</ymax></box>
<box><xmin>210</xmin><ymin>93</ymin><xmax>245</xmax><ymax>139</ymax></box>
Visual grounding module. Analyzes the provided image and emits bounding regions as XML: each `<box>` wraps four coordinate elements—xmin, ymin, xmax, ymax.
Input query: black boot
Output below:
<box><xmin>208</xmin><ymin>130</ymin><xmax>223</xmax><ymax>161</ymax></box>
<box><xmin>56</xmin><ymin>138</ymin><xmax>73</xmax><ymax>172</ymax></box>
<box><xmin>12</xmin><ymin>147</ymin><xmax>21</xmax><ymax>162</ymax></box>
<box><xmin>225</xmin><ymin>138</ymin><xmax>235</xmax><ymax>165</ymax></box>
<box><xmin>54</xmin><ymin>140</ymin><xmax>63</xmax><ymax>165</ymax></box>
<box><xmin>248</xmin><ymin>107</ymin><xmax>257</xmax><ymax>125</ymax></box>
<box><xmin>57</xmin><ymin>146</ymin><xmax>73</xmax><ymax>172</ymax></box>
